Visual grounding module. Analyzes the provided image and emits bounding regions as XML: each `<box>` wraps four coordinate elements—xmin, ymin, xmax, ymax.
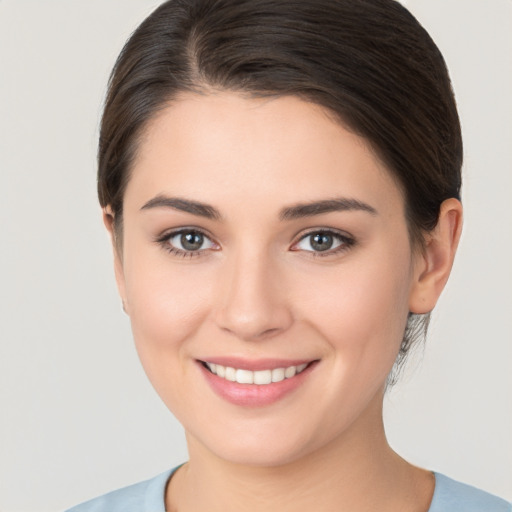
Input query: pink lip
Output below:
<box><xmin>197</xmin><ymin>359</ymin><xmax>318</xmax><ymax>407</ymax></box>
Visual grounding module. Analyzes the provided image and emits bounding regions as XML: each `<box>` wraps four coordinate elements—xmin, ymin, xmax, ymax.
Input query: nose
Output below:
<box><xmin>213</xmin><ymin>250</ymin><xmax>293</xmax><ymax>341</ymax></box>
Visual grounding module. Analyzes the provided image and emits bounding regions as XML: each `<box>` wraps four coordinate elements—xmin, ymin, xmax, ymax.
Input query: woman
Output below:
<box><xmin>66</xmin><ymin>0</ymin><xmax>511</xmax><ymax>510</ymax></box>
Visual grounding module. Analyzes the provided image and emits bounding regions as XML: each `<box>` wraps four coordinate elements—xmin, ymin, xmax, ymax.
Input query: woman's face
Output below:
<box><xmin>114</xmin><ymin>92</ymin><xmax>423</xmax><ymax>466</ymax></box>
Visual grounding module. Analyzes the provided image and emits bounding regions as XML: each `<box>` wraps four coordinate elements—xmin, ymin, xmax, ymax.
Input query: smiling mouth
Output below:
<box><xmin>201</xmin><ymin>361</ymin><xmax>312</xmax><ymax>385</ymax></box>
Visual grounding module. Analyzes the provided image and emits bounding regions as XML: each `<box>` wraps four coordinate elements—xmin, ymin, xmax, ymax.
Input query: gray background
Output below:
<box><xmin>0</xmin><ymin>1</ymin><xmax>511</xmax><ymax>511</ymax></box>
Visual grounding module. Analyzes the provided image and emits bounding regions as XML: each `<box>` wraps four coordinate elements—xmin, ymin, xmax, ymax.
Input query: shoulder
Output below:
<box><xmin>430</xmin><ymin>472</ymin><xmax>511</xmax><ymax>512</ymax></box>
<box><xmin>64</xmin><ymin>468</ymin><xmax>176</xmax><ymax>512</ymax></box>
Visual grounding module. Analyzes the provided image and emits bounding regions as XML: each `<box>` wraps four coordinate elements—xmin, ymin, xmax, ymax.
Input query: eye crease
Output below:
<box><xmin>156</xmin><ymin>228</ymin><xmax>355</xmax><ymax>259</ymax></box>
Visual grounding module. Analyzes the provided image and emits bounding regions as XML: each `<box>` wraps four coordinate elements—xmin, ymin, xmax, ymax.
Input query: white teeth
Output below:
<box><xmin>236</xmin><ymin>369</ymin><xmax>254</xmax><ymax>384</ymax></box>
<box><xmin>205</xmin><ymin>362</ymin><xmax>309</xmax><ymax>385</ymax></box>
<box><xmin>225</xmin><ymin>367</ymin><xmax>236</xmax><ymax>382</ymax></box>
<box><xmin>254</xmin><ymin>370</ymin><xmax>272</xmax><ymax>385</ymax></box>
<box><xmin>271</xmin><ymin>367</ymin><xmax>285</xmax><ymax>383</ymax></box>
<box><xmin>284</xmin><ymin>366</ymin><xmax>296</xmax><ymax>378</ymax></box>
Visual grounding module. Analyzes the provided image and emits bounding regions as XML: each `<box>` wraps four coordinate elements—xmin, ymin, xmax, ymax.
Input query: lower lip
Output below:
<box><xmin>198</xmin><ymin>361</ymin><xmax>317</xmax><ymax>407</ymax></box>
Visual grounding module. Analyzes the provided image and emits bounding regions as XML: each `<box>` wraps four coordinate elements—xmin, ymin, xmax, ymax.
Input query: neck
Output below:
<box><xmin>167</xmin><ymin>392</ymin><xmax>434</xmax><ymax>512</ymax></box>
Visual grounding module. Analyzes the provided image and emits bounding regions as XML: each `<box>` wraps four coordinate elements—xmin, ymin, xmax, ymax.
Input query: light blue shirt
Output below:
<box><xmin>65</xmin><ymin>467</ymin><xmax>511</xmax><ymax>511</ymax></box>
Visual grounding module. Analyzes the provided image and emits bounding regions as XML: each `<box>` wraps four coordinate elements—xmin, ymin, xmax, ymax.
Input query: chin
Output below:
<box><xmin>185</xmin><ymin>411</ymin><xmax>340</xmax><ymax>469</ymax></box>
<box><xmin>210</xmin><ymin>438</ymin><xmax>315</xmax><ymax>468</ymax></box>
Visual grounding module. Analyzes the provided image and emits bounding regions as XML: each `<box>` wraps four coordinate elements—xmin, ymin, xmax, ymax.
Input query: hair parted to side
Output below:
<box><xmin>98</xmin><ymin>0</ymin><xmax>462</xmax><ymax>384</ymax></box>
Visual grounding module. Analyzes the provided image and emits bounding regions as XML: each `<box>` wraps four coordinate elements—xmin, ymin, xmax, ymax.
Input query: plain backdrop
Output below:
<box><xmin>0</xmin><ymin>1</ymin><xmax>511</xmax><ymax>511</ymax></box>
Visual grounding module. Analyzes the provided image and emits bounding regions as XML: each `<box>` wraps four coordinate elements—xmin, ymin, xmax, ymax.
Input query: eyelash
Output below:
<box><xmin>155</xmin><ymin>228</ymin><xmax>355</xmax><ymax>259</ymax></box>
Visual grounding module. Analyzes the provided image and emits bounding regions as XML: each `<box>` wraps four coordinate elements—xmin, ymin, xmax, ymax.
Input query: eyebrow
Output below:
<box><xmin>140</xmin><ymin>195</ymin><xmax>377</xmax><ymax>221</ymax></box>
<box><xmin>141</xmin><ymin>195</ymin><xmax>223</xmax><ymax>220</ymax></box>
<box><xmin>279</xmin><ymin>198</ymin><xmax>377</xmax><ymax>220</ymax></box>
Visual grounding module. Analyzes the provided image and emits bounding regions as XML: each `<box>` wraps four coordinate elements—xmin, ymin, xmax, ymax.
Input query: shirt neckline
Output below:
<box><xmin>157</xmin><ymin>466</ymin><xmax>442</xmax><ymax>511</ymax></box>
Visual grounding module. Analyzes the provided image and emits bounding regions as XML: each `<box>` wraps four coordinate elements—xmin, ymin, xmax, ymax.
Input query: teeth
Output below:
<box><xmin>225</xmin><ymin>367</ymin><xmax>236</xmax><ymax>382</ymax></box>
<box><xmin>236</xmin><ymin>369</ymin><xmax>253</xmax><ymax>384</ymax></box>
<box><xmin>284</xmin><ymin>366</ymin><xmax>296</xmax><ymax>378</ymax></box>
<box><xmin>254</xmin><ymin>369</ymin><xmax>272</xmax><ymax>385</ymax></box>
<box><xmin>271</xmin><ymin>367</ymin><xmax>285</xmax><ymax>383</ymax></box>
<box><xmin>205</xmin><ymin>362</ymin><xmax>309</xmax><ymax>385</ymax></box>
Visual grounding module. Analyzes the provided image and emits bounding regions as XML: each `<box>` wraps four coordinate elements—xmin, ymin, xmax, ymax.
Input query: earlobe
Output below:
<box><xmin>102</xmin><ymin>207</ymin><xmax>129</xmax><ymax>315</ymax></box>
<box><xmin>409</xmin><ymin>198</ymin><xmax>463</xmax><ymax>314</ymax></box>
<box><xmin>102</xmin><ymin>206</ymin><xmax>116</xmax><ymax>242</ymax></box>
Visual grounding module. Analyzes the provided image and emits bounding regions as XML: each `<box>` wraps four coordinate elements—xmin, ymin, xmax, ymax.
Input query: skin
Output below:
<box><xmin>104</xmin><ymin>92</ymin><xmax>462</xmax><ymax>512</ymax></box>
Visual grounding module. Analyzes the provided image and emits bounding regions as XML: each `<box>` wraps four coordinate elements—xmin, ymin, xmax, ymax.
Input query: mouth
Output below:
<box><xmin>198</xmin><ymin>358</ymin><xmax>319</xmax><ymax>407</ymax></box>
<box><xmin>201</xmin><ymin>361</ymin><xmax>310</xmax><ymax>385</ymax></box>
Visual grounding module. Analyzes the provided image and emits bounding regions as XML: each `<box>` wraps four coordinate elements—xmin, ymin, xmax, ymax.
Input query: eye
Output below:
<box><xmin>158</xmin><ymin>229</ymin><xmax>217</xmax><ymax>258</ymax></box>
<box><xmin>292</xmin><ymin>230</ymin><xmax>354</xmax><ymax>256</ymax></box>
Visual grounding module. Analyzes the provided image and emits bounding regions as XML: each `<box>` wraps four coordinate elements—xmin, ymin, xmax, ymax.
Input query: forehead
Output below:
<box><xmin>125</xmin><ymin>91</ymin><xmax>403</xmax><ymax>218</ymax></box>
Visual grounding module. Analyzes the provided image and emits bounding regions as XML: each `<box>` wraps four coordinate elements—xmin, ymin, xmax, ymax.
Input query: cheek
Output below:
<box><xmin>288</xmin><ymin>249</ymin><xmax>413</xmax><ymax>432</ymax></box>
<box><xmin>122</xmin><ymin>249</ymin><xmax>214</xmax><ymax>371</ymax></box>
<box><xmin>298</xmin><ymin>248</ymin><xmax>413</xmax><ymax>365</ymax></box>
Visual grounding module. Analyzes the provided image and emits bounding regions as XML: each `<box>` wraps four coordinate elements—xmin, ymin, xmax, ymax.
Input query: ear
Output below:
<box><xmin>409</xmin><ymin>198</ymin><xmax>463</xmax><ymax>314</ymax></box>
<box><xmin>102</xmin><ymin>207</ymin><xmax>129</xmax><ymax>315</ymax></box>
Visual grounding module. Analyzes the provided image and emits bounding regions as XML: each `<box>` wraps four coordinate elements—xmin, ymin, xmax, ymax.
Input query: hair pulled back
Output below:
<box><xmin>98</xmin><ymin>0</ymin><xmax>463</xmax><ymax>382</ymax></box>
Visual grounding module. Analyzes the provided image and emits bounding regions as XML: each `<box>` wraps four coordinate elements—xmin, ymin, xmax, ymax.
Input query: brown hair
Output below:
<box><xmin>98</xmin><ymin>0</ymin><xmax>462</xmax><ymax>382</ymax></box>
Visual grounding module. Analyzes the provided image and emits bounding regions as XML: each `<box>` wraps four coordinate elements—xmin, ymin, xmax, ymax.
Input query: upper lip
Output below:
<box><xmin>198</xmin><ymin>357</ymin><xmax>318</xmax><ymax>371</ymax></box>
